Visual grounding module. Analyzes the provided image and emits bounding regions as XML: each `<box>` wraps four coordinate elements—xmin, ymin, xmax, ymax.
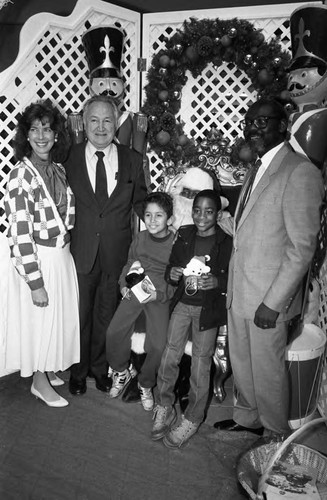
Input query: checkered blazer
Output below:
<box><xmin>4</xmin><ymin>158</ymin><xmax>75</xmax><ymax>291</ymax></box>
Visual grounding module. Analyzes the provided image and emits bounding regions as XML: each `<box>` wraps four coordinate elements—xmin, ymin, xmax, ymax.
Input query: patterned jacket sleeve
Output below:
<box><xmin>4</xmin><ymin>163</ymin><xmax>44</xmax><ymax>291</ymax></box>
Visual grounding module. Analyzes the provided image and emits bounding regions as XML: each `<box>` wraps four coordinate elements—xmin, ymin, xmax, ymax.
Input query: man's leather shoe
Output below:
<box><xmin>213</xmin><ymin>419</ymin><xmax>264</xmax><ymax>436</ymax></box>
<box><xmin>94</xmin><ymin>375</ymin><xmax>112</xmax><ymax>393</ymax></box>
<box><xmin>69</xmin><ymin>378</ymin><xmax>87</xmax><ymax>396</ymax></box>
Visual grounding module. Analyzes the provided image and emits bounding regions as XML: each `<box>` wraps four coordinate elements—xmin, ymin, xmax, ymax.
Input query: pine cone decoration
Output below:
<box><xmin>197</xmin><ymin>36</ymin><xmax>214</xmax><ymax>57</ymax></box>
<box><xmin>160</xmin><ymin>112</ymin><xmax>176</xmax><ymax>131</ymax></box>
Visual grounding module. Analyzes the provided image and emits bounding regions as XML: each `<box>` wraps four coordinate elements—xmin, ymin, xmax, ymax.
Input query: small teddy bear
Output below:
<box><xmin>183</xmin><ymin>255</ymin><xmax>211</xmax><ymax>295</ymax></box>
<box><xmin>125</xmin><ymin>261</ymin><xmax>145</xmax><ymax>288</ymax></box>
<box><xmin>183</xmin><ymin>255</ymin><xmax>211</xmax><ymax>277</ymax></box>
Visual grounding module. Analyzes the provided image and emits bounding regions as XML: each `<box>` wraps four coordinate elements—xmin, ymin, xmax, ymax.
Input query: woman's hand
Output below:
<box><xmin>198</xmin><ymin>273</ymin><xmax>218</xmax><ymax>290</ymax></box>
<box><xmin>31</xmin><ymin>287</ymin><xmax>49</xmax><ymax>307</ymax></box>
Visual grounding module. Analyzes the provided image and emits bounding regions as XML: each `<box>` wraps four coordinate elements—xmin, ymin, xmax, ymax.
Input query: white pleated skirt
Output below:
<box><xmin>0</xmin><ymin>237</ymin><xmax>80</xmax><ymax>377</ymax></box>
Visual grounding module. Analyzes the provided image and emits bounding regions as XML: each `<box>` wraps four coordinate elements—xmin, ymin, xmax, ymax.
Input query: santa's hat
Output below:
<box><xmin>181</xmin><ymin>167</ymin><xmax>214</xmax><ymax>190</ymax></box>
<box><xmin>127</xmin><ymin>261</ymin><xmax>144</xmax><ymax>275</ymax></box>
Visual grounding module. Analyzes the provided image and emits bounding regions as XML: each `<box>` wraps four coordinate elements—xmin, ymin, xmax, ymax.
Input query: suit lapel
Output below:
<box><xmin>236</xmin><ymin>143</ymin><xmax>290</xmax><ymax>231</ymax></box>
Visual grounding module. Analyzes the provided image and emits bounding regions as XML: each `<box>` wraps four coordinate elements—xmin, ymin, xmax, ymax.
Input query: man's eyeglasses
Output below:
<box><xmin>240</xmin><ymin>116</ymin><xmax>280</xmax><ymax>130</ymax></box>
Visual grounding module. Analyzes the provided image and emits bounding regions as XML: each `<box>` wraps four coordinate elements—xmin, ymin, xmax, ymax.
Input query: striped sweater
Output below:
<box><xmin>4</xmin><ymin>158</ymin><xmax>75</xmax><ymax>291</ymax></box>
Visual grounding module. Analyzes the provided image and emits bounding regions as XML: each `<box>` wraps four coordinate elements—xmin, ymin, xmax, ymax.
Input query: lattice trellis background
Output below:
<box><xmin>0</xmin><ymin>0</ymin><xmax>326</xmax><ymax>411</ymax></box>
<box><xmin>0</xmin><ymin>0</ymin><xmax>141</xmax><ymax>231</ymax></box>
<box><xmin>142</xmin><ymin>7</ymin><xmax>294</xmax><ymax>191</ymax></box>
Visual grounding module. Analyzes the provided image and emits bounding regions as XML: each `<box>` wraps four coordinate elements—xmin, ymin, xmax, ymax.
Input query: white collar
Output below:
<box><xmin>259</xmin><ymin>142</ymin><xmax>284</xmax><ymax>168</ymax></box>
<box><xmin>86</xmin><ymin>141</ymin><xmax>113</xmax><ymax>158</ymax></box>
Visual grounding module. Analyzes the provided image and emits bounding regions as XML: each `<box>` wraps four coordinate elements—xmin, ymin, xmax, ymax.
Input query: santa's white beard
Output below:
<box><xmin>172</xmin><ymin>195</ymin><xmax>194</xmax><ymax>231</ymax></box>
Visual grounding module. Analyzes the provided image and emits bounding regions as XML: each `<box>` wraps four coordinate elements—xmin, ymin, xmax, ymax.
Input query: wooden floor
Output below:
<box><xmin>0</xmin><ymin>371</ymin><xmax>326</xmax><ymax>500</ymax></box>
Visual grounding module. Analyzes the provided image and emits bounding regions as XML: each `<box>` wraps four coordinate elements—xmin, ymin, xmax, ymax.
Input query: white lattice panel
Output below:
<box><xmin>142</xmin><ymin>3</ymin><xmax>318</xmax><ymax>191</ymax></box>
<box><xmin>0</xmin><ymin>0</ymin><xmax>141</xmax><ymax>231</ymax></box>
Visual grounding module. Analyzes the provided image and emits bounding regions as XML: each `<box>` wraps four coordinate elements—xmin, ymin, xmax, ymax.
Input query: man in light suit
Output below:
<box><xmin>214</xmin><ymin>98</ymin><xmax>324</xmax><ymax>437</ymax></box>
<box><xmin>65</xmin><ymin>95</ymin><xmax>147</xmax><ymax>395</ymax></box>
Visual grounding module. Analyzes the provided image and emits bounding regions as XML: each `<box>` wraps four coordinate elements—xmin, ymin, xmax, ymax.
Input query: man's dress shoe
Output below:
<box><xmin>213</xmin><ymin>419</ymin><xmax>264</xmax><ymax>436</ymax></box>
<box><xmin>69</xmin><ymin>378</ymin><xmax>87</xmax><ymax>396</ymax></box>
<box><xmin>94</xmin><ymin>375</ymin><xmax>112</xmax><ymax>393</ymax></box>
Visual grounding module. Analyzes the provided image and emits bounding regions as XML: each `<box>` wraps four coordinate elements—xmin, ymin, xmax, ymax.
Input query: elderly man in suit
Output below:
<box><xmin>65</xmin><ymin>95</ymin><xmax>147</xmax><ymax>395</ymax></box>
<box><xmin>214</xmin><ymin>98</ymin><xmax>324</xmax><ymax>438</ymax></box>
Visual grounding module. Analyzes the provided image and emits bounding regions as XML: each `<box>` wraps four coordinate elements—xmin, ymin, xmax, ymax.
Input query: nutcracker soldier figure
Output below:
<box><xmin>287</xmin><ymin>4</ymin><xmax>327</xmax><ymax>170</ymax></box>
<box><xmin>81</xmin><ymin>24</ymin><xmax>148</xmax><ymax>154</ymax></box>
<box><xmin>287</xmin><ymin>4</ymin><xmax>327</xmax><ymax>325</ymax></box>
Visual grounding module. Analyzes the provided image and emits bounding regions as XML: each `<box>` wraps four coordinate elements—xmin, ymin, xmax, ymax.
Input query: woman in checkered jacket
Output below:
<box><xmin>2</xmin><ymin>100</ymin><xmax>80</xmax><ymax>407</ymax></box>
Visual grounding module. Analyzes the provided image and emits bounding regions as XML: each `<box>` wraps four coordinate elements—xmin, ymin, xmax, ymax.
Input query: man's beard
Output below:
<box><xmin>245</xmin><ymin>136</ymin><xmax>265</xmax><ymax>157</ymax></box>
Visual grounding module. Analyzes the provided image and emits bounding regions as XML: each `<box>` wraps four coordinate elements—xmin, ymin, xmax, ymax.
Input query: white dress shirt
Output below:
<box><xmin>251</xmin><ymin>142</ymin><xmax>284</xmax><ymax>192</ymax></box>
<box><xmin>85</xmin><ymin>141</ymin><xmax>118</xmax><ymax>197</ymax></box>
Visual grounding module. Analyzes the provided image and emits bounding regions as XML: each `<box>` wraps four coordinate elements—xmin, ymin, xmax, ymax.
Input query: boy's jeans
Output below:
<box><xmin>157</xmin><ymin>302</ymin><xmax>217</xmax><ymax>424</ymax></box>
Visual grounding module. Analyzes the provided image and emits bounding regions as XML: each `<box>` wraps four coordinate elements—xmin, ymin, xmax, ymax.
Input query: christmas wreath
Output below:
<box><xmin>142</xmin><ymin>17</ymin><xmax>292</xmax><ymax>168</ymax></box>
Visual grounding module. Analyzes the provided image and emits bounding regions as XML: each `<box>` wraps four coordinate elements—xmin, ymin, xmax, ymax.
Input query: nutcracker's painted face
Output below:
<box><xmin>288</xmin><ymin>67</ymin><xmax>327</xmax><ymax>108</ymax></box>
<box><xmin>90</xmin><ymin>76</ymin><xmax>124</xmax><ymax>98</ymax></box>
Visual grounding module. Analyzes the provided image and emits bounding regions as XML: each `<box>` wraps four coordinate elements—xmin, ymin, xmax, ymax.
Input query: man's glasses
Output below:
<box><xmin>240</xmin><ymin>116</ymin><xmax>280</xmax><ymax>130</ymax></box>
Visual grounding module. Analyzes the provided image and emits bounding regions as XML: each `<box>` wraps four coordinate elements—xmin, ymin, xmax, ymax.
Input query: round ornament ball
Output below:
<box><xmin>156</xmin><ymin>130</ymin><xmax>171</xmax><ymax>146</ymax></box>
<box><xmin>177</xmin><ymin>134</ymin><xmax>188</xmax><ymax>146</ymax></box>
<box><xmin>158</xmin><ymin>89</ymin><xmax>169</xmax><ymax>101</ymax></box>
<box><xmin>228</xmin><ymin>28</ymin><xmax>237</xmax><ymax>39</ymax></box>
<box><xmin>174</xmin><ymin>43</ymin><xmax>183</xmax><ymax>55</ymax></box>
<box><xmin>238</xmin><ymin>145</ymin><xmax>254</xmax><ymax>162</ymax></box>
<box><xmin>257</xmin><ymin>68</ymin><xmax>273</xmax><ymax>85</ymax></box>
<box><xmin>185</xmin><ymin>45</ymin><xmax>199</xmax><ymax>63</ymax></box>
<box><xmin>159</xmin><ymin>54</ymin><xmax>170</xmax><ymax>67</ymax></box>
<box><xmin>220</xmin><ymin>34</ymin><xmax>232</xmax><ymax>47</ymax></box>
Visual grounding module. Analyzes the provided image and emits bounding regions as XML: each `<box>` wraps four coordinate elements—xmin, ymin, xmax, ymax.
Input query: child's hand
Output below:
<box><xmin>142</xmin><ymin>289</ymin><xmax>157</xmax><ymax>303</ymax></box>
<box><xmin>121</xmin><ymin>287</ymin><xmax>131</xmax><ymax>300</ymax></box>
<box><xmin>198</xmin><ymin>274</ymin><xmax>218</xmax><ymax>290</ymax></box>
<box><xmin>170</xmin><ymin>266</ymin><xmax>184</xmax><ymax>282</ymax></box>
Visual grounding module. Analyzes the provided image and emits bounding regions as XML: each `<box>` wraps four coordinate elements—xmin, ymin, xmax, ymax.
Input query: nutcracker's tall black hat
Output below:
<box><xmin>82</xmin><ymin>25</ymin><xmax>124</xmax><ymax>79</ymax></box>
<box><xmin>288</xmin><ymin>5</ymin><xmax>327</xmax><ymax>72</ymax></box>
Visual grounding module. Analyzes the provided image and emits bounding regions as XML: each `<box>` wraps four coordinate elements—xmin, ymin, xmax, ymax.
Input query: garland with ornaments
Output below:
<box><xmin>142</xmin><ymin>17</ymin><xmax>292</xmax><ymax>169</ymax></box>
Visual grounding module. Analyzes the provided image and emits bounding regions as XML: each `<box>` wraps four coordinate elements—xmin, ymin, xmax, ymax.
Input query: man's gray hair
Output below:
<box><xmin>83</xmin><ymin>95</ymin><xmax>119</xmax><ymax>129</ymax></box>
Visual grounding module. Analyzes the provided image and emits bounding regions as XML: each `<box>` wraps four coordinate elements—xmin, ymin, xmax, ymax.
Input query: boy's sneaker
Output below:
<box><xmin>109</xmin><ymin>369</ymin><xmax>131</xmax><ymax>398</ymax></box>
<box><xmin>128</xmin><ymin>363</ymin><xmax>138</xmax><ymax>379</ymax></box>
<box><xmin>138</xmin><ymin>383</ymin><xmax>154</xmax><ymax>411</ymax></box>
<box><xmin>151</xmin><ymin>404</ymin><xmax>177</xmax><ymax>441</ymax></box>
<box><xmin>163</xmin><ymin>416</ymin><xmax>199</xmax><ymax>449</ymax></box>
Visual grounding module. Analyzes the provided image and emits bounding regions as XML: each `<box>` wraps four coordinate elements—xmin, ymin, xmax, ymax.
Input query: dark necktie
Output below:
<box><xmin>234</xmin><ymin>159</ymin><xmax>261</xmax><ymax>229</ymax></box>
<box><xmin>95</xmin><ymin>151</ymin><xmax>108</xmax><ymax>207</ymax></box>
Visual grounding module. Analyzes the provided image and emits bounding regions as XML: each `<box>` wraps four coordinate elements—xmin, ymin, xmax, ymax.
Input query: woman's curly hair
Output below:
<box><xmin>13</xmin><ymin>99</ymin><xmax>71</xmax><ymax>163</ymax></box>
